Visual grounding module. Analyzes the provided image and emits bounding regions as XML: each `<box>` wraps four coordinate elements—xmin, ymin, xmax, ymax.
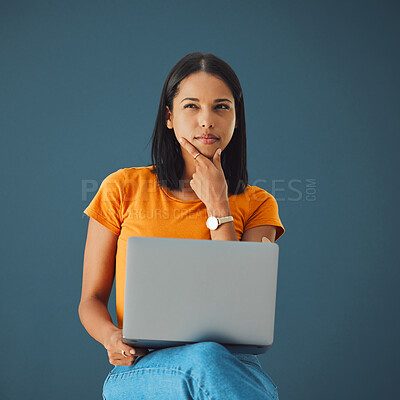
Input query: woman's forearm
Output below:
<box><xmin>207</xmin><ymin>201</ymin><xmax>239</xmax><ymax>241</ymax></box>
<box><xmin>78</xmin><ymin>297</ymin><xmax>120</xmax><ymax>347</ymax></box>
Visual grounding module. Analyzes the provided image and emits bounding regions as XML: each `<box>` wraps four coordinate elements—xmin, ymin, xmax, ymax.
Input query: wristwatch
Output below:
<box><xmin>206</xmin><ymin>215</ymin><xmax>234</xmax><ymax>230</ymax></box>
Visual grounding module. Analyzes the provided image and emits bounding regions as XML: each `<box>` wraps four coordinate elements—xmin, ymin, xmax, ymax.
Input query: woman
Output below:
<box><xmin>79</xmin><ymin>52</ymin><xmax>285</xmax><ymax>400</ymax></box>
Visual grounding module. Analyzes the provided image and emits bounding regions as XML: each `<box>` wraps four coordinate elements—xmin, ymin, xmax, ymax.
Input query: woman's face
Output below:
<box><xmin>165</xmin><ymin>71</ymin><xmax>237</xmax><ymax>159</ymax></box>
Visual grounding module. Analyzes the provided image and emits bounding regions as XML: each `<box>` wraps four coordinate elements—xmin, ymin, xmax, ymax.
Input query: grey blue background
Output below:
<box><xmin>1</xmin><ymin>0</ymin><xmax>399</xmax><ymax>399</ymax></box>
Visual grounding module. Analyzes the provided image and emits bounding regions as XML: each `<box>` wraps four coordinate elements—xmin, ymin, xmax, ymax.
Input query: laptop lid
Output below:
<box><xmin>122</xmin><ymin>236</ymin><xmax>279</xmax><ymax>355</ymax></box>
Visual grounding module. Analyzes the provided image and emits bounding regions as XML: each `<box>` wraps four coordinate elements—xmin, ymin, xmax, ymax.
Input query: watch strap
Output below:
<box><xmin>217</xmin><ymin>216</ymin><xmax>234</xmax><ymax>225</ymax></box>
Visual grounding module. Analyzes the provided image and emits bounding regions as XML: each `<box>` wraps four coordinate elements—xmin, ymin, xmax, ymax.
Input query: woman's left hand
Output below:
<box><xmin>179</xmin><ymin>137</ymin><xmax>228</xmax><ymax>208</ymax></box>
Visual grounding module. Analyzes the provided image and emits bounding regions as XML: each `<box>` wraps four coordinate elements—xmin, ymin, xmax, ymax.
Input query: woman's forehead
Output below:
<box><xmin>177</xmin><ymin>72</ymin><xmax>233</xmax><ymax>99</ymax></box>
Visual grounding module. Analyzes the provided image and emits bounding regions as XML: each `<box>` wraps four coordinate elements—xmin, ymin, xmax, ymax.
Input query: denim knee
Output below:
<box><xmin>102</xmin><ymin>342</ymin><xmax>278</xmax><ymax>400</ymax></box>
<box><xmin>177</xmin><ymin>342</ymin><xmax>231</xmax><ymax>365</ymax></box>
<box><xmin>184</xmin><ymin>341</ymin><xmax>230</xmax><ymax>357</ymax></box>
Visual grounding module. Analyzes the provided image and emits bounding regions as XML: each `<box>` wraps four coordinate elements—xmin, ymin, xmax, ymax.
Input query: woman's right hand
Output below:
<box><xmin>103</xmin><ymin>328</ymin><xmax>150</xmax><ymax>366</ymax></box>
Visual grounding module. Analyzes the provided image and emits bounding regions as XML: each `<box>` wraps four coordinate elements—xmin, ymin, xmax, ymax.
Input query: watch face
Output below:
<box><xmin>207</xmin><ymin>216</ymin><xmax>219</xmax><ymax>230</ymax></box>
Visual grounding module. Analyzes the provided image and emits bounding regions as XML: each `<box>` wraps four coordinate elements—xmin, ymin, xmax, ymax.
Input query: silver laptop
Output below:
<box><xmin>122</xmin><ymin>236</ymin><xmax>279</xmax><ymax>355</ymax></box>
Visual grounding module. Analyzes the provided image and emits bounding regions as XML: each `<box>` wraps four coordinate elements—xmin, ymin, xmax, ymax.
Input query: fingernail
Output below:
<box><xmin>218</xmin><ymin>148</ymin><xmax>221</xmax><ymax>155</ymax></box>
<box><xmin>130</xmin><ymin>349</ymin><xmax>136</xmax><ymax>355</ymax></box>
<box><xmin>179</xmin><ymin>137</ymin><xmax>183</xmax><ymax>143</ymax></box>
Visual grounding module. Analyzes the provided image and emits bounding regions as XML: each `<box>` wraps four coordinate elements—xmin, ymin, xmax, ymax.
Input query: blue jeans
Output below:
<box><xmin>102</xmin><ymin>341</ymin><xmax>279</xmax><ymax>399</ymax></box>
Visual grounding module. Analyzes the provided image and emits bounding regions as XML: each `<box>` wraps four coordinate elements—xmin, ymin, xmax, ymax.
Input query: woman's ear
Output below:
<box><xmin>165</xmin><ymin>106</ymin><xmax>173</xmax><ymax>129</ymax></box>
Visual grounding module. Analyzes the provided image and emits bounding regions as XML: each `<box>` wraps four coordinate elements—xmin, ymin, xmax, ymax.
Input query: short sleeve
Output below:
<box><xmin>244</xmin><ymin>187</ymin><xmax>285</xmax><ymax>242</ymax></box>
<box><xmin>83</xmin><ymin>169</ymin><xmax>125</xmax><ymax>235</ymax></box>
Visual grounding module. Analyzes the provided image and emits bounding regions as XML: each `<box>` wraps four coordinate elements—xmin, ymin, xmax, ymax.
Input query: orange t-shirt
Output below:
<box><xmin>83</xmin><ymin>165</ymin><xmax>285</xmax><ymax>328</ymax></box>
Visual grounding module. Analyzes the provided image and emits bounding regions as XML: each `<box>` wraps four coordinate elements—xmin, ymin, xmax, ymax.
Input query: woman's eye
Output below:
<box><xmin>184</xmin><ymin>104</ymin><xmax>230</xmax><ymax>110</ymax></box>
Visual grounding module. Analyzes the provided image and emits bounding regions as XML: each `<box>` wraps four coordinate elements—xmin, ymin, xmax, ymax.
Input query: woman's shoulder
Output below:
<box><xmin>123</xmin><ymin>165</ymin><xmax>156</xmax><ymax>181</ymax></box>
<box><xmin>123</xmin><ymin>165</ymin><xmax>155</xmax><ymax>173</ymax></box>
<box><xmin>103</xmin><ymin>165</ymin><xmax>155</xmax><ymax>182</ymax></box>
<box><xmin>235</xmin><ymin>184</ymin><xmax>275</xmax><ymax>203</ymax></box>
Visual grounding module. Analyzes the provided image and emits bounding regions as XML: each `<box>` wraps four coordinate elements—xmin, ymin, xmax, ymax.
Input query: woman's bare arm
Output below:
<box><xmin>78</xmin><ymin>217</ymin><xmax>120</xmax><ymax>346</ymax></box>
<box><xmin>78</xmin><ymin>217</ymin><xmax>149</xmax><ymax>365</ymax></box>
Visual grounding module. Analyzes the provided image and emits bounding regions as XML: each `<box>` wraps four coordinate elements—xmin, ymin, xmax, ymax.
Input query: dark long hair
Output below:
<box><xmin>148</xmin><ymin>52</ymin><xmax>248</xmax><ymax>195</ymax></box>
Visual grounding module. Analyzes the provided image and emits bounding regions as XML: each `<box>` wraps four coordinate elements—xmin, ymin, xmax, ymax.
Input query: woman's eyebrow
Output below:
<box><xmin>180</xmin><ymin>97</ymin><xmax>232</xmax><ymax>104</ymax></box>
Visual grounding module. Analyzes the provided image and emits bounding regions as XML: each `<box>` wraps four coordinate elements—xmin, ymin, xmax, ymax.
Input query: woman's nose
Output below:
<box><xmin>199</xmin><ymin>113</ymin><xmax>214</xmax><ymax>128</ymax></box>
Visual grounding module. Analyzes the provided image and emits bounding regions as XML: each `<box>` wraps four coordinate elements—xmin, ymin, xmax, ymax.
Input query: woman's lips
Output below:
<box><xmin>195</xmin><ymin>137</ymin><xmax>218</xmax><ymax>144</ymax></box>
